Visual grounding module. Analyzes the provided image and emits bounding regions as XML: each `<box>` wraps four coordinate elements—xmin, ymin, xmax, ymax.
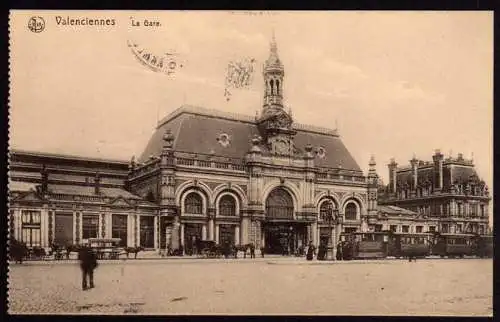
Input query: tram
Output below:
<box><xmin>388</xmin><ymin>233</ymin><xmax>433</xmax><ymax>258</ymax></box>
<box><xmin>431</xmin><ymin>233</ymin><xmax>476</xmax><ymax>258</ymax></box>
<box><xmin>475</xmin><ymin>234</ymin><xmax>493</xmax><ymax>258</ymax></box>
<box><xmin>339</xmin><ymin>232</ymin><xmax>391</xmax><ymax>260</ymax></box>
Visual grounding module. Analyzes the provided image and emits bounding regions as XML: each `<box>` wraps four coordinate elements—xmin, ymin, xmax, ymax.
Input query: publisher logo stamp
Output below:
<box><xmin>28</xmin><ymin>16</ymin><xmax>45</xmax><ymax>33</ymax></box>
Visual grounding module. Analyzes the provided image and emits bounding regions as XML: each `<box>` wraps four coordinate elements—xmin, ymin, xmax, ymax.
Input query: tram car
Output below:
<box><xmin>474</xmin><ymin>234</ymin><xmax>493</xmax><ymax>258</ymax></box>
<box><xmin>431</xmin><ymin>233</ymin><xmax>476</xmax><ymax>258</ymax></box>
<box><xmin>388</xmin><ymin>233</ymin><xmax>433</xmax><ymax>259</ymax></box>
<box><xmin>339</xmin><ymin>232</ymin><xmax>391</xmax><ymax>260</ymax></box>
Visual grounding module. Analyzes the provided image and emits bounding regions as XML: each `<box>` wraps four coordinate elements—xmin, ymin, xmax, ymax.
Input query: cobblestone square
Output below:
<box><xmin>8</xmin><ymin>258</ymin><xmax>492</xmax><ymax>316</ymax></box>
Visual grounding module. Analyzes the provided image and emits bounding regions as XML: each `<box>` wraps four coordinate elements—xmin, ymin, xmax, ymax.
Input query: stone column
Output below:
<box><xmin>208</xmin><ymin>219</ymin><xmax>214</xmax><ymax>241</ymax></box>
<box><xmin>241</xmin><ymin>217</ymin><xmax>250</xmax><ymax>245</ymax></box>
<box><xmin>234</xmin><ymin>226</ymin><xmax>240</xmax><ymax>245</ymax></box>
<box><xmin>180</xmin><ymin>223</ymin><xmax>185</xmax><ymax>247</ymax></box>
<box><xmin>41</xmin><ymin>205</ymin><xmax>49</xmax><ymax>248</ymax></box>
<box><xmin>331</xmin><ymin>225</ymin><xmax>337</xmax><ymax>260</ymax></box>
<box><xmin>208</xmin><ymin>208</ymin><xmax>215</xmax><ymax>241</ymax></box>
<box><xmin>100</xmin><ymin>213</ymin><xmax>106</xmax><ymax>238</ymax></box>
<box><xmin>171</xmin><ymin>214</ymin><xmax>180</xmax><ymax>250</ymax></box>
<box><xmin>311</xmin><ymin>222</ymin><xmax>318</xmax><ymax>247</ymax></box>
<box><xmin>48</xmin><ymin>209</ymin><xmax>55</xmax><ymax>246</ymax></box>
<box><xmin>215</xmin><ymin>224</ymin><xmax>220</xmax><ymax>243</ymax></box>
<box><xmin>154</xmin><ymin>216</ymin><xmax>159</xmax><ymax>250</ymax></box>
<box><xmin>202</xmin><ymin>224</ymin><xmax>207</xmax><ymax>240</ymax></box>
<box><xmin>127</xmin><ymin>214</ymin><xmax>133</xmax><ymax>247</ymax></box>
<box><xmin>73</xmin><ymin>210</ymin><xmax>82</xmax><ymax>245</ymax></box>
<box><xmin>260</xmin><ymin>227</ymin><xmax>264</xmax><ymax>248</ymax></box>
<box><xmin>98</xmin><ymin>213</ymin><xmax>103</xmax><ymax>238</ymax></box>
<box><xmin>106</xmin><ymin>211</ymin><xmax>112</xmax><ymax>238</ymax></box>
<box><xmin>14</xmin><ymin>208</ymin><xmax>21</xmax><ymax>242</ymax></box>
<box><xmin>135</xmin><ymin>214</ymin><xmax>140</xmax><ymax>247</ymax></box>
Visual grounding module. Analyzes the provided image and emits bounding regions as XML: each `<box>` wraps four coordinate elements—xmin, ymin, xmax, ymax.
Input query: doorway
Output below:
<box><xmin>184</xmin><ymin>223</ymin><xmax>202</xmax><ymax>255</ymax></box>
<box><xmin>263</xmin><ymin>223</ymin><xmax>306</xmax><ymax>255</ymax></box>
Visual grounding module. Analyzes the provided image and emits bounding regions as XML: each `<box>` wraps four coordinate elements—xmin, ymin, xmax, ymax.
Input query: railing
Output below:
<box><xmin>175</xmin><ymin>157</ymin><xmax>246</xmax><ymax>172</ymax></box>
<box><xmin>48</xmin><ymin>193</ymin><xmax>102</xmax><ymax>202</ymax></box>
<box><xmin>177</xmin><ymin>158</ymin><xmax>195</xmax><ymax>166</ymax></box>
<box><xmin>315</xmin><ymin>170</ymin><xmax>366</xmax><ymax>184</ymax></box>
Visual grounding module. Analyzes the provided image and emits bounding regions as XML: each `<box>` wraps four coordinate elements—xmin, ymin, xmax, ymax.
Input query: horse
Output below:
<box><xmin>10</xmin><ymin>239</ymin><xmax>29</xmax><ymax>264</ymax></box>
<box><xmin>234</xmin><ymin>243</ymin><xmax>255</xmax><ymax>258</ymax></box>
<box><xmin>30</xmin><ymin>247</ymin><xmax>47</xmax><ymax>260</ymax></box>
<box><xmin>124</xmin><ymin>246</ymin><xmax>144</xmax><ymax>259</ymax></box>
<box><xmin>65</xmin><ymin>244</ymin><xmax>81</xmax><ymax>259</ymax></box>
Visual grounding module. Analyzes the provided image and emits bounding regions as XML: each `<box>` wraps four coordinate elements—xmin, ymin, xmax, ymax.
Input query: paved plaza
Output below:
<box><xmin>8</xmin><ymin>257</ymin><xmax>492</xmax><ymax>316</ymax></box>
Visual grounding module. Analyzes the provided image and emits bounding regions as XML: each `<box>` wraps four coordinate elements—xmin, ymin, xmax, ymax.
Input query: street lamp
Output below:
<box><xmin>325</xmin><ymin>203</ymin><xmax>341</xmax><ymax>260</ymax></box>
<box><xmin>289</xmin><ymin>226</ymin><xmax>293</xmax><ymax>256</ymax></box>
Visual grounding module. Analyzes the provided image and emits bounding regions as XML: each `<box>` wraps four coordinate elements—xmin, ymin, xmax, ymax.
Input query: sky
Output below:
<box><xmin>10</xmin><ymin>11</ymin><xmax>493</xmax><ymax>220</ymax></box>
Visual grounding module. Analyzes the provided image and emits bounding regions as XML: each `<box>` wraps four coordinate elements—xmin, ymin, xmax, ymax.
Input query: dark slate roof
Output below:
<box><xmin>416</xmin><ymin>168</ymin><xmax>434</xmax><ymax>185</ymax></box>
<box><xmin>395</xmin><ymin>170</ymin><xmax>413</xmax><ymax>185</ymax></box>
<box><xmin>377</xmin><ymin>205</ymin><xmax>417</xmax><ymax>216</ymax></box>
<box><xmin>139</xmin><ymin>105</ymin><xmax>362</xmax><ymax>172</ymax></box>
<box><xmin>451</xmin><ymin>165</ymin><xmax>479</xmax><ymax>183</ymax></box>
<box><xmin>9</xmin><ymin>181</ymin><xmax>38</xmax><ymax>192</ymax></box>
<box><xmin>48</xmin><ymin>184</ymin><xmax>141</xmax><ymax>200</ymax></box>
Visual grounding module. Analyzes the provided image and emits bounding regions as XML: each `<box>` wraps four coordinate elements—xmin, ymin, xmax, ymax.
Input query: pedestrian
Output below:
<box><xmin>317</xmin><ymin>243</ymin><xmax>326</xmax><ymax>260</ymax></box>
<box><xmin>306</xmin><ymin>241</ymin><xmax>316</xmax><ymax>261</ymax></box>
<box><xmin>336</xmin><ymin>242</ymin><xmax>343</xmax><ymax>261</ymax></box>
<box><xmin>78</xmin><ymin>245</ymin><xmax>98</xmax><ymax>290</ymax></box>
<box><xmin>249</xmin><ymin>243</ymin><xmax>255</xmax><ymax>259</ymax></box>
<box><xmin>260</xmin><ymin>246</ymin><xmax>265</xmax><ymax>258</ymax></box>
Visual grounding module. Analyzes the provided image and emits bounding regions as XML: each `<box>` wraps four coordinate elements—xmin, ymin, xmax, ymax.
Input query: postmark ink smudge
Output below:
<box><xmin>127</xmin><ymin>40</ymin><xmax>183</xmax><ymax>75</ymax></box>
<box><xmin>224</xmin><ymin>57</ymin><xmax>256</xmax><ymax>101</ymax></box>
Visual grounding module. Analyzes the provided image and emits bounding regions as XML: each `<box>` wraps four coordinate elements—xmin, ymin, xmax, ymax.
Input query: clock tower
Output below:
<box><xmin>257</xmin><ymin>33</ymin><xmax>296</xmax><ymax>157</ymax></box>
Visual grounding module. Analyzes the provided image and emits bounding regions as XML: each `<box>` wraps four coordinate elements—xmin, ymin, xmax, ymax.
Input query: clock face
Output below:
<box><xmin>274</xmin><ymin>139</ymin><xmax>288</xmax><ymax>155</ymax></box>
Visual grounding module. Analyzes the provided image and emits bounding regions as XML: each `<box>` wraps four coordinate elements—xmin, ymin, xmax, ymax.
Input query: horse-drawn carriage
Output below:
<box><xmin>196</xmin><ymin>240</ymin><xmax>222</xmax><ymax>258</ymax></box>
<box><xmin>86</xmin><ymin>238</ymin><xmax>122</xmax><ymax>259</ymax></box>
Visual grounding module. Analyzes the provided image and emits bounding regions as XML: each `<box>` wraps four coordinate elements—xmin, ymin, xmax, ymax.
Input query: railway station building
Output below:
<box><xmin>9</xmin><ymin>37</ymin><xmax>479</xmax><ymax>256</ymax></box>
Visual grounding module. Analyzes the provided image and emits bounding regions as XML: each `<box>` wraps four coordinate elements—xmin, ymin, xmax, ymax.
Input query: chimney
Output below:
<box><xmin>387</xmin><ymin>158</ymin><xmax>398</xmax><ymax>193</ymax></box>
<box><xmin>432</xmin><ymin>149</ymin><xmax>444</xmax><ymax>190</ymax></box>
<box><xmin>409</xmin><ymin>154</ymin><xmax>418</xmax><ymax>190</ymax></box>
<box><xmin>94</xmin><ymin>172</ymin><xmax>101</xmax><ymax>195</ymax></box>
<box><xmin>40</xmin><ymin>165</ymin><xmax>48</xmax><ymax>194</ymax></box>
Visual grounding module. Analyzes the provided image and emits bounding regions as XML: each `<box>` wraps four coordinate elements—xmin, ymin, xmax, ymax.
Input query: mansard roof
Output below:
<box><xmin>139</xmin><ymin>105</ymin><xmax>362</xmax><ymax>172</ymax></box>
<box><xmin>47</xmin><ymin>184</ymin><xmax>141</xmax><ymax>199</ymax></box>
<box><xmin>377</xmin><ymin>205</ymin><xmax>417</xmax><ymax>216</ymax></box>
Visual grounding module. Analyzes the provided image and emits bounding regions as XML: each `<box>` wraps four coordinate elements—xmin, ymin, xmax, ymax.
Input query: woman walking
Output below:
<box><xmin>306</xmin><ymin>241</ymin><xmax>316</xmax><ymax>261</ymax></box>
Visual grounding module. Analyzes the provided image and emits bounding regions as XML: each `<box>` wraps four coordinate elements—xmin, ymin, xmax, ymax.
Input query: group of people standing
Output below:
<box><xmin>305</xmin><ymin>241</ymin><xmax>344</xmax><ymax>261</ymax></box>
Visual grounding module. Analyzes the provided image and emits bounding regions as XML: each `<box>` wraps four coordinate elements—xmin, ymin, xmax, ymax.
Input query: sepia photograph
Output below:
<box><xmin>7</xmin><ymin>10</ymin><xmax>493</xmax><ymax>316</ymax></box>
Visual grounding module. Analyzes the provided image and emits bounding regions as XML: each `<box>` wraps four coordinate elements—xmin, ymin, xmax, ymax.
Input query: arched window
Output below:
<box><xmin>345</xmin><ymin>202</ymin><xmax>357</xmax><ymax>220</ymax></box>
<box><xmin>276</xmin><ymin>80</ymin><xmax>280</xmax><ymax>95</ymax></box>
<box><xmin>270</xmin><ymin>79</ymin><xmax>274</xmax><ymax>95</ymax></box>
<box><xmin>319</xmin><ymin>200</ymin><xmax>336</xmax><ymax>222</ymax></box>
<box><xmin>266</xmin><ymin>187</ymin><xmax>294</xmax><ymax>219</ymax></box>
<box><xmin>185</xmin><ymin>192</ymin><xmax>203</xmax><ymax>214</ymax></box>
<box><xmin>219</xmin><ymin>195</ymin><xmax>236</xmax><ymax>216</ymax></box>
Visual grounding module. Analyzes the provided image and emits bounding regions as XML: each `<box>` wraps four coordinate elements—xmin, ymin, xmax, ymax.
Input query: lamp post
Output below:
<box><xmin>325</xmin><ymin>204</ymin><xmax>340</xmax><ymax>260</ymax></box>
<box><xmin>289</xmin><ymin>226</ymin><xmax>293</xmax><ymax>256</ymax></box>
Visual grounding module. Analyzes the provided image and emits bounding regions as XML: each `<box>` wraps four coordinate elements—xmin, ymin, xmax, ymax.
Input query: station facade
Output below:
<box><xmin>9</xmin><ymin>37</ymin><xmax>485</xmax><ymax>256</ymax></box>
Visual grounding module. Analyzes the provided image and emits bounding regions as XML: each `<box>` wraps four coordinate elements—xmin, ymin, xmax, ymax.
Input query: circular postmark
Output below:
<box><xmin>28</xmin><ymin>16</ymin><xmax>45</xmax><ymax>33</ymax></box>
<box><xmin>127</xmin><ymin>40</ymin><xmax>184</xmax><ymax>75</ymax></box>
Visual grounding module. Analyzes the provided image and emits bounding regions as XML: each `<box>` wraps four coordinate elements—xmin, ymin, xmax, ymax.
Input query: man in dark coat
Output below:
<box><xmin>249</xmin><ymin>243</ymin><xmax>256</xmax><ymax>259</ymax></box>
<box><xmin>78</xmin><ymin>245</ymin><xmax>98</xmax><ymax>290</ymax></box>
<box><xmin>306</xmin><ymin>241</ymin><xmax>316</xmax><ymax>261</ymax></box>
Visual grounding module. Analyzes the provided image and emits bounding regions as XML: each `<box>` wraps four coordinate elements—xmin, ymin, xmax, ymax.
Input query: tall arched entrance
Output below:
<box><xmin>263</xmin><ymin>187</ymin><xmax>306</xmax><ymax>255</ymax></box>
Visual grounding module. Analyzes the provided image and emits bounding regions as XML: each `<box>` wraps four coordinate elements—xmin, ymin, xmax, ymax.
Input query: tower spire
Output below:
<box><xmin>271</xmin><ymin>29</ymin><xmax>277</xmax><ymax>54</ymax></box>
<box><xmin>263</xmin><ymin>31</ymin><xmax>284</xmax><ymax>110</ymax></box>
